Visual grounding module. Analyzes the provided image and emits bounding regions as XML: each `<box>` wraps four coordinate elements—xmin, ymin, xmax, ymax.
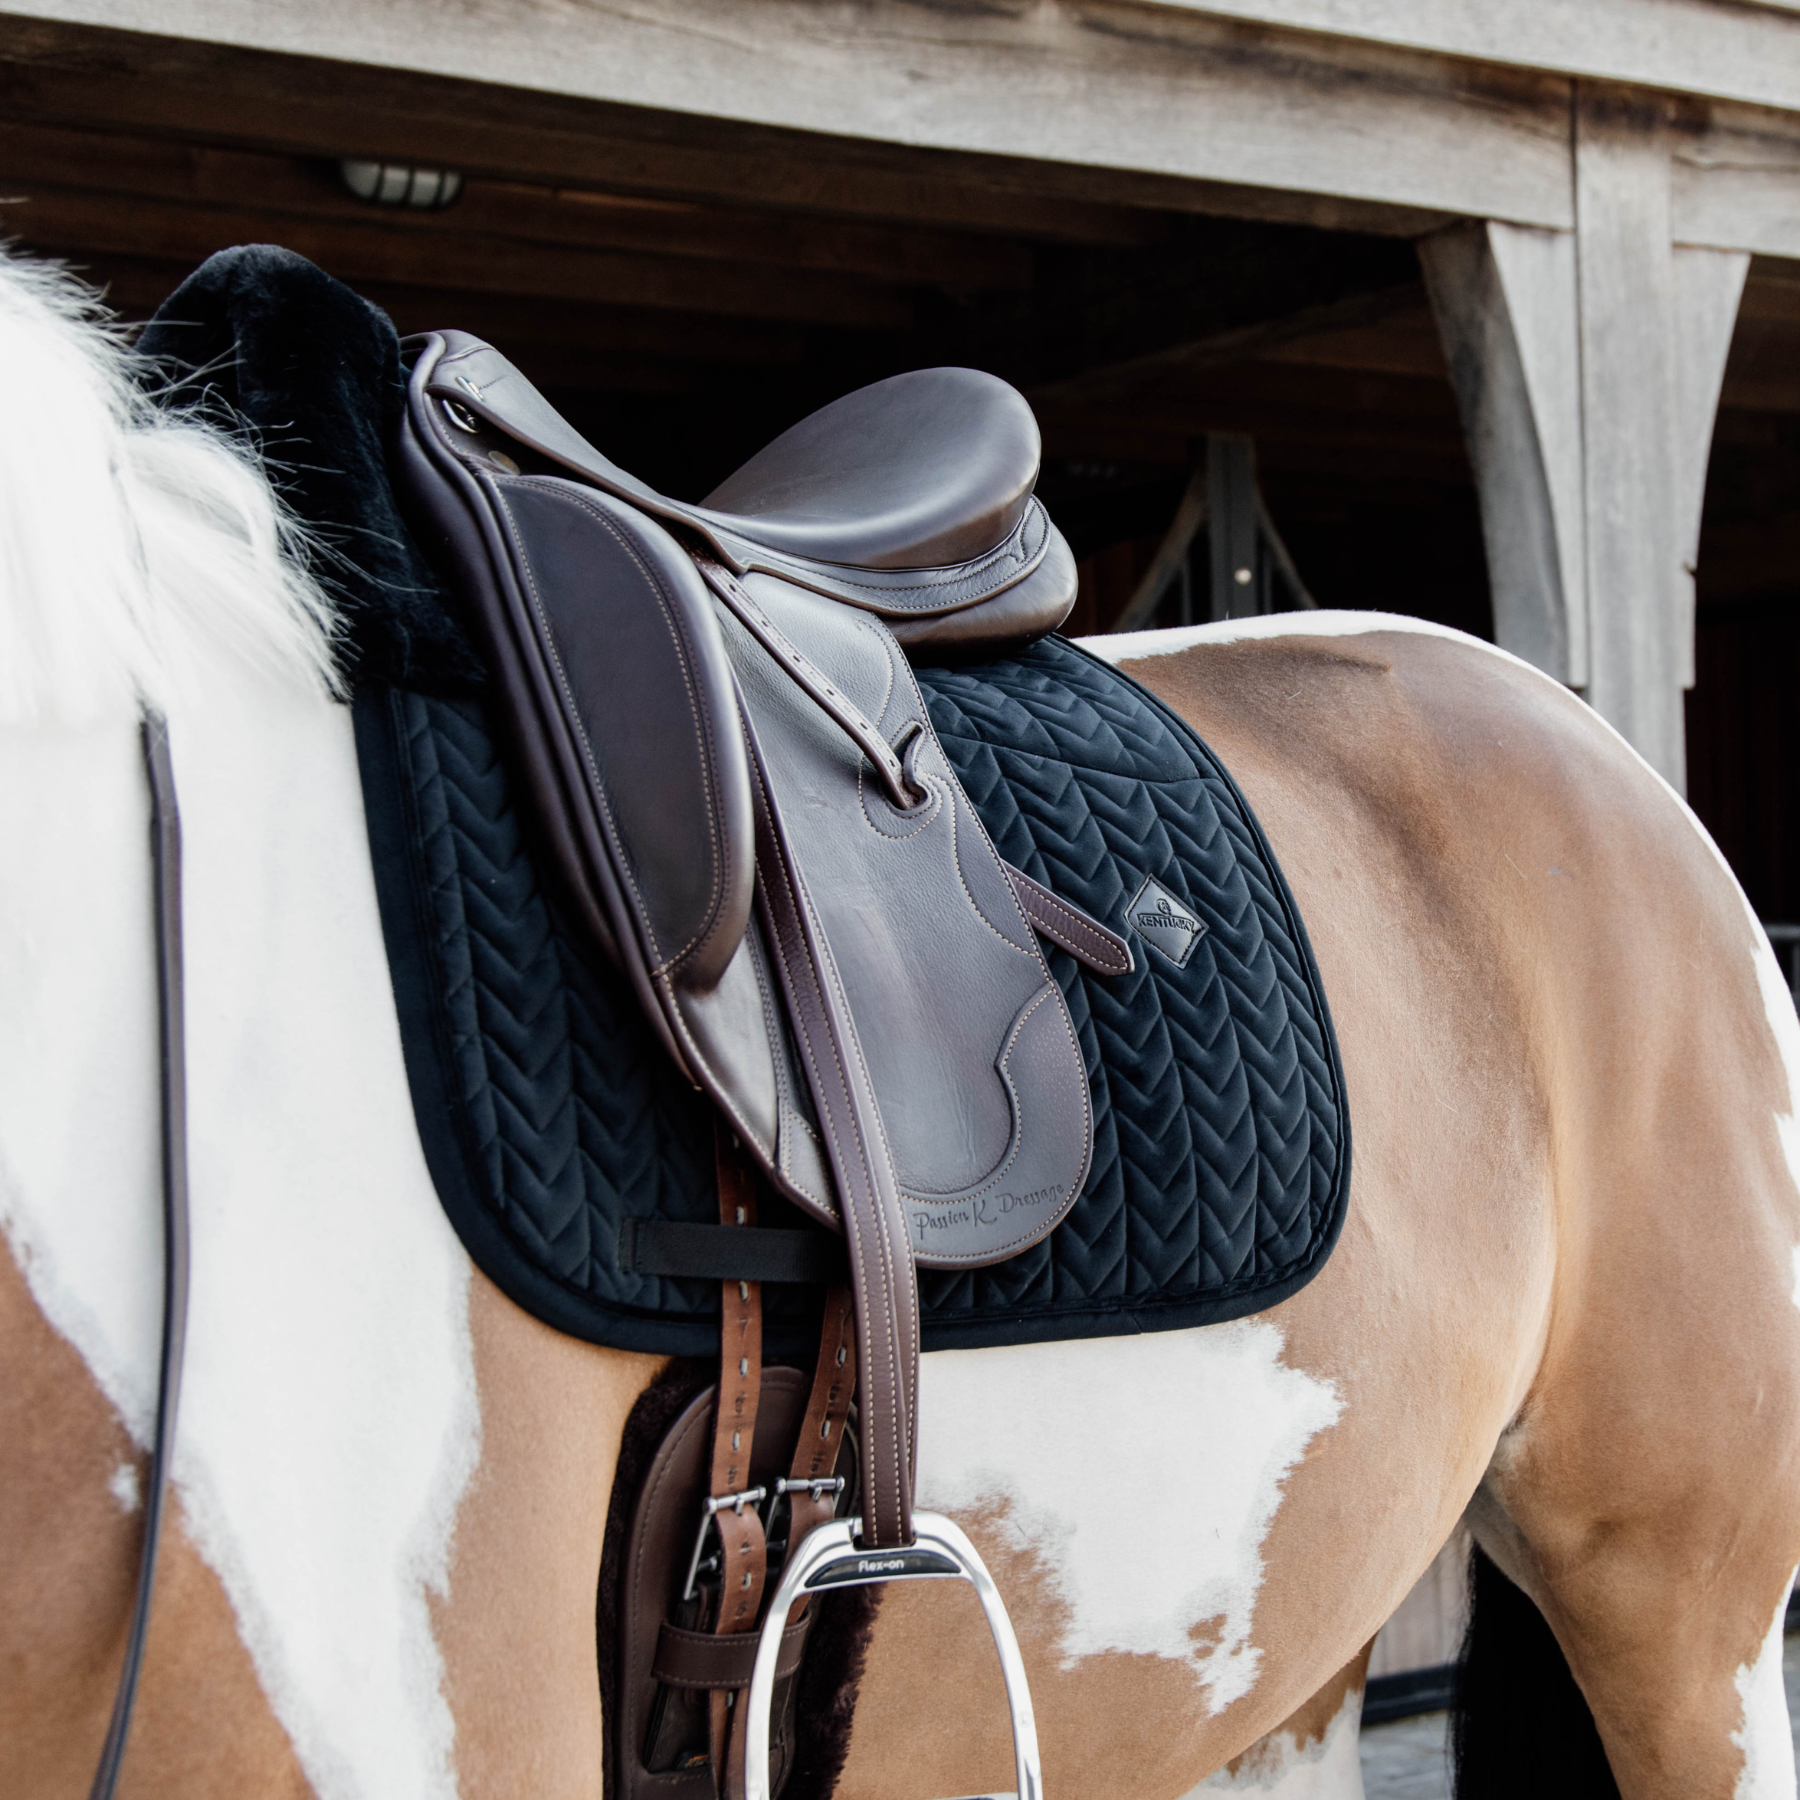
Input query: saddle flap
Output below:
<box><xmin>400</xmin><ymin>349</ymin><xmax>756</xmax><ymax>1005</ymax></box>
<box><xmin>718</xmin><ymin>574</ymin><xmax>1094</xmax><ymax>1268</ymax></box>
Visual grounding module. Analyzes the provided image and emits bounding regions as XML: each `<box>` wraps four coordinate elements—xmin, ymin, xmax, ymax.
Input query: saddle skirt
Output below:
<box><xmin>397</xmin><ymin>332</ymin><xmax>1093</xmax><ymax>1270</ymax></box>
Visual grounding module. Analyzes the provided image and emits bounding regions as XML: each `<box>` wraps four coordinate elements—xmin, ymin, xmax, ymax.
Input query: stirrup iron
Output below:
<box><xmin>742</xmin><ymin>1510</ymin><xmax>1042</xmax><ymax>1800</ymax></box>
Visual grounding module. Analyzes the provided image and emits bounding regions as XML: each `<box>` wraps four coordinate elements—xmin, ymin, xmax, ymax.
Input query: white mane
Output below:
<box><xmin>0</xmin><ymin>247</ymin><xmax>339</xmax><ymax>726</ymax></box>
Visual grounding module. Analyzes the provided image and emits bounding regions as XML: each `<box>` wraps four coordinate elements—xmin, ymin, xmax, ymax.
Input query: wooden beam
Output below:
<box><xmin>1039</xmin><ymin>419</ymin><xmax>1470</xmax><ymax>485</ymax></box>
<box><xmin>1257</xmin><ymin>304</ymin><xmax>1447</xmax><ymax>378</ymax></box>
<box><xmin>2</xmin><ymin>185</ymin><xmax>918</xmax><ymax>326</ymax></box>
<box><xmin>1037</xmin><ymin>390</ymin><xmax>1467</xmax><ymax>466</ymax></box>
<box><xmin>0</xmin><ymin>20</ymin><xmax>1173</xmax><ymax>245</ymax></box>
<box><xmin>1672</xmin><ymin>100</ymin><xmax>1800</xmax><ymax>261</ymax></box>
<box><xmin>0</xmin><ymin>119</ymin><xmax>1037</xmax><ymax>289</ymax></box>
<box><xmin>342</xmin><ymin>287</ymin><xmax>810</xmax><ymax>370</ymax></box>
<box><xmin>1420</xmin><ymin>220</ymin><xmax>1587</xmax><ymax>684</ymax></box>
<box><xmin>1113</xmin><ymin>465</ymin><xmax>1208</xmax><ymax>632</ymax></box>
<box><xmin>1137</xmin><ymin>0</ymin><xmax>1800</xmax><ymax>117</ymax></box>
<box><xmin>1576</xmin><ymin>85</ymin><xmax>1687</xmax><ymax>787</ymax></box>
<box><xmin>0</xmin><ymin>8</ymin><xmax>1573</xmax><ymax>230</ymax></box>
<box><xmin>1670</xmin><ymin>243</ymin><xmax>1751</xmax><ymax>675</ymax></box>
<box><xmin>31</xmin><ymin>252</ymin><xmax>815</xmax><ymax>373</ymax></box>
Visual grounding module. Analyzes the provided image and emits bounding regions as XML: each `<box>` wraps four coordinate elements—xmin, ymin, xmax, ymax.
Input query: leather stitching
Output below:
<box><xmin>728</xmin><ymin>500</ymin><xmax>1048</xmax><ymax>609</ymax></box>
<box><xmin>498</xmin><ymin>478</ymin><xmax>729</xmax><ymax>977</ymax></box>
<box><xmin>800</xmin><ymin>876</ymin><xmax>915</xmax><ymax>1538</ymax></box>
<box><xmin>1012</xmin><ymin>876</ymin><xmax>1131</xmax><ymax>974</ymax></box>
<box><xmin>747</xmin><ymin>747</ymin><xmax>912</xmax><ymax>1543</ymax></box>
<box><xmin>941</xmin><ymin>794</ymin><xmax>1043</xmax><ymax>960</ymax></box>
<box><xmin>899</xmin><ymin>982</ymin><xmax>1091</xmax><ymax>1264</ymax></box>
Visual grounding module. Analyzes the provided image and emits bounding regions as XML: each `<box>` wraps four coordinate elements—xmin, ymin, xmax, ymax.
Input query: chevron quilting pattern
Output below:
<box><xmin>910</xmin><ymin>639</ymin><xmax>1346</xmax><ymax>1342</ymax></box>
<box><xmin>368</xmin><ymin>638</ymin><xmax>1348</xmax><ymax>1356</ymax></box>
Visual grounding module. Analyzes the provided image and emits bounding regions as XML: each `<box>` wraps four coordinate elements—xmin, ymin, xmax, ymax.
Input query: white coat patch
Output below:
<box><xmin>0</xmin><ymin>688</ymin><xmax>479</xmax><ymax>1800</ymax></box>
<box><xmin>915</xmin><ymin>1321</ymin><xmax>1342</xmax><ymax>1715</ymax></box>
<box><xmin>1187</xmin><ymin>1679</ymin><xmax>1365</xmax><ymax>1796</ymax></box>
<box><xmin>1731</xmin><ymin>1579</ymin><xmax>1797</xmax><ymax>1799</ymax></box>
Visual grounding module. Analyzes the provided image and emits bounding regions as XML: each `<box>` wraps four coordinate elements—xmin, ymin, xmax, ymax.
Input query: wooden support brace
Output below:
<box><xmin>1420</xmin><ymin>219</ymin><xmax>1586</xmax><ymax>685</ymax></box>
<box><xmin>1426</xmin><ymin>88</ymin><xmax>1748</xmax><ymax>792</ymax></box>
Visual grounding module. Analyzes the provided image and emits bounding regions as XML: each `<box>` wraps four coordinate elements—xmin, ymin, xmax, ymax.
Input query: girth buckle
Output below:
<box><xmin>772</xmin><ymin>1474</ymin><xmax>844</xmax><ymax>1504</ymax></box>
<box><xmin>742</xmin><ymin>1510</ymin><xmax>1042</xmax><ymax>1800</ymax></box>
<box><xmin>681</xmin><ymin>1485</ymin><xmax>769</xmax><ymax>1603</ymax></box>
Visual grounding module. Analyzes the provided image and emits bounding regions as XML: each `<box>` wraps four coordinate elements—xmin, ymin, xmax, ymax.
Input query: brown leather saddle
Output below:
<box><xmin>400</xmin><ymin>335</ymin><xmax>1130</xmax><ymax>1800</ymax></box>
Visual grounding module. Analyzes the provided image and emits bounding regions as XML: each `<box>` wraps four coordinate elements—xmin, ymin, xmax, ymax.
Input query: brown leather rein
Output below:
<box><xmin>86</xmin><ymin>715</ymin><xmax>191</xmax><ymax>1800</ymax></box>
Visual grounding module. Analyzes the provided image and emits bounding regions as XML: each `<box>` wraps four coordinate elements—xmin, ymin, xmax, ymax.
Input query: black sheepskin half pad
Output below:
<box><xmin>137</xmin><ymin>244</ymin><xmax>485</xmax><ymax>693</ymax></box>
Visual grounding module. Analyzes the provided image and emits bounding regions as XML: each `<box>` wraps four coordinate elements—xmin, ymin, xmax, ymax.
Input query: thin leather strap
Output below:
<box><xmin>710</xmin><ymin>1133</ymin><xmax>767</xmax><ymax>1797</ymax></box>
<box><xmin>89</xmin><ymin>716</ymin><xmax>190</xmax><ymax>1800</ymax></box>
<box><xmin>695</xmin><ymin>555</ymin><xmax>924</xmax><ymax>813</ymax></box>
<box><xmin>784</xmin><ymin>1285</ymin><xmax>857</xmax><ymax>1623</ymax></box>
<box><xmin>653</xmin><ymin>1616</ymin><xmax>811</xmax><ymax>1690</ymax></box>
<box><xmin>1003</xmin><ymin>863</ymin><xmax>1134</xmax><ymax>976</ymax></box>
<box><xmin>720</xmin><ymin>1287</ymin><xmax>857</xmax><ymax>1791</ymax></box>
<box><xmin>740</xmin><ymin>710</ymin><xmax>918</xmax><ymax>1550</ymax></box>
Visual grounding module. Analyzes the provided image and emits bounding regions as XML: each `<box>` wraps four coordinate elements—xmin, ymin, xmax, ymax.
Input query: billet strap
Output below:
<box><xmin>709</xmin><ymin>1134</ymin><xmax>768</xmax><ymax>1794</ymax></box>
<box><xmin>89</xmin><ymin>716</ymin><xmax>190</xmax><ymax>1800</ymax></box>
<box><xmin>740</xmin><ymin>711</ymin><xmax>919</xmax><ymax>1551</ymax></box>
<box><xmin>695</xmin><ymin>555</ymin><xmax>923</xmax><ymax>814</ymax></box>
<box><xmin>783</xmin><ymin>1286</ymin><xmax>857</xmax><ymax>1623</ymax></box>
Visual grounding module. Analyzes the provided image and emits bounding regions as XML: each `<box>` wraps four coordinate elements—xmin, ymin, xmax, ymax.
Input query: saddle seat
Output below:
<box><xmin>420</xmin><ymin>331</ymin><xmax>1076</xmax><ymax>648</ymax></box>
<box><xmin>695</xmin><ymin>365</ymin><xmax>1040</xmax><ymax>570</ymax></box>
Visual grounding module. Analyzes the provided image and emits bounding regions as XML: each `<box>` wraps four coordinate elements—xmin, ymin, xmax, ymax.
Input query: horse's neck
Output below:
<box><xmin>0</xmin><ymin>685</ymin><xmax>482</xmax><ymax>1800</ymax></box>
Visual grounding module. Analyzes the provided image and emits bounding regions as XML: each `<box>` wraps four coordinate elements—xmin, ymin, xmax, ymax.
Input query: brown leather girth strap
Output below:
<box><xmin>739</xmin><ymin>710</ymin><xmax>920</xmax><ymax>1550</ymax></box>
<box><xmin>710</xmin><ymin>1132</ymin><xmax>766</xmax><ymax>1797</ymax></box>
<box><xmin>785</xmin><ymin>1285</ymin><xmax>857</xmax><ymax>1622</ymax></box>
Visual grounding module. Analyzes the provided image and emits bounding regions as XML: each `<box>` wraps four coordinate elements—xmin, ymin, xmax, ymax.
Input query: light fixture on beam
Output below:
<box><xmin>339</xmin><ymin>160</ymin><xmax>464</xmax><ymax>209</ymax></box>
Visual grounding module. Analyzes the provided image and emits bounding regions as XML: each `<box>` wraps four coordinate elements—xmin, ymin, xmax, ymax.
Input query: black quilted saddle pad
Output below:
<box><xmin>355</xmin><ymin>634</ymin><xmax>1349</xmax><ymax>1358</ymax></box>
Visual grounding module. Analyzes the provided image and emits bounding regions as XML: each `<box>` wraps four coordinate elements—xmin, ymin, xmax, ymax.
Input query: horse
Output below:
<box><xmin>3</xmin><ymin>243</ymin><xmax>1798</xmax><ymax>1800</ymax></box>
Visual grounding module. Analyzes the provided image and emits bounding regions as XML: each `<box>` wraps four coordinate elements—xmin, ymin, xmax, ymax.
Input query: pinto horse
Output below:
<box><xmin>3</xmin><ymin>248</ymin><xmax>1798</xmax><ymax>1800</ymax></box>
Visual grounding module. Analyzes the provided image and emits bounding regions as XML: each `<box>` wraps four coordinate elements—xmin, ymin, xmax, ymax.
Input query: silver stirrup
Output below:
<box><xmin>742</xmin><ymin>1510</ymin><xmax>1042</xmax><ymax>1800</ymax></box>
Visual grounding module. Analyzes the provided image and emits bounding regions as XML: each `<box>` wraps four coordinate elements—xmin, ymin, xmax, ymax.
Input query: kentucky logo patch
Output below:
<box><xmin>1126</xmin><ymin>876</ymin><xmax>1208</xmax><ymax>968</ymax></box>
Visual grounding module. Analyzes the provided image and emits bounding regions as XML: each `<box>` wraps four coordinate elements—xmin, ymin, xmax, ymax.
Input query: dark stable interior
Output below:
<box><xmin>2</xmin><ymin>38</ymin><xmax>1793</xmax><ymax>919</ymax></box>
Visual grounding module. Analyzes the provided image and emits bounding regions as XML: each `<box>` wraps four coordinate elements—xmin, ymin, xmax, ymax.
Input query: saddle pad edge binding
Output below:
<box><xmin>354</xmin><ymin>684</ymin><xmax>767</xmax><ymax>1356</ymax></box>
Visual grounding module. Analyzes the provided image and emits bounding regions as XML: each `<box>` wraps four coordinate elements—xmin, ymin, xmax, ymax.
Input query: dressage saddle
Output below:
<box><xmin>399</xmin><ymin>335</ymin><xmax>1128</xmax><ymax>1800</ymax></box>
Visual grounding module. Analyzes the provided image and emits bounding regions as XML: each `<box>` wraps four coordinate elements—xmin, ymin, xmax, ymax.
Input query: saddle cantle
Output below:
<box><xmin>398</xmin><ymin>332</ymin><xmax>1117</xmax><ymax>1798</ymax></box>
